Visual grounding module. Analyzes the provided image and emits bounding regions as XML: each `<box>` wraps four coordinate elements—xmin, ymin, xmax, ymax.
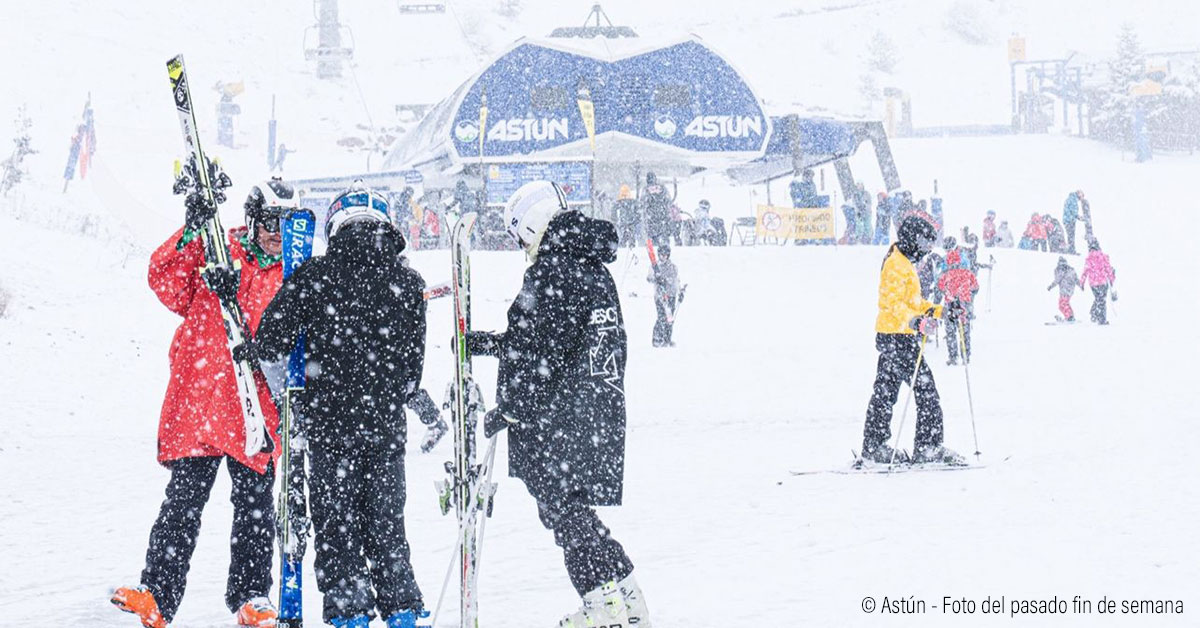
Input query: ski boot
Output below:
<box><xmin>617</xmin><ymin>573</ymin><xmax>652</xmax><ymax>627</ymax></box>
<box><xmin>419</xmin><ymin>418</ymin><xmax>448</xmax><ymax>454</ymax></box>
<box><xmin>331</xmin><ymin>616</ymin><xmax>370</xmax><ymax>628</ymax></box>
<box><xmin>859</xmin><ymin>443</ymin><xmax>909</xmax><ymax>465</ymax></box>
<box><xmin>913</xmin><ymin>444</ymin><xmax>966</xmax><ymax>465</ymax></box>
<box><xmin>385</xmin><ymin>609</ymin><xmax>432</xmax><ymax>628</ymax></box>
<box><xmin>235</xmin><ymin>596</ymin><xmax>278</xmax><ymax>627</ymax></box>
<box><xmin>111</xmin><ymin>585</ymin><xmax>167</xmax><ymax>628</ymax></box>
<box><xmin>558</xmin><ymin>580</ymin><xmax>629</xmax><ymax>628</ymax></box>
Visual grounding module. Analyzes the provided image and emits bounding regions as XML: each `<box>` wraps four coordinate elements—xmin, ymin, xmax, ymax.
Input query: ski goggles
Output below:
<box><xmin>253</xmin><ymin>207</ymin><xmax>288</xmax><ymax>233</ymax></box>
<box><xmin>325</xmin><ymin>190</ymin><xmax>390</xmax><ymax>239</ymax></box>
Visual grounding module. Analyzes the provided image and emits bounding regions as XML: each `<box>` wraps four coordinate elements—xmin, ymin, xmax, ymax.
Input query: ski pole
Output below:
<box><xmin>957</xmin><ymin>316</ymin><xmax>982</xmax><ymax>460</ymax></box>
<box><xmin>473</xmin><ymin>434</ymin><xmax>499</xmax><ymax>571</ymax></box>
<box><xmin>888</xmin><ymin>332</ymin><xmax>929</xmax><ymax>469</ymax></box>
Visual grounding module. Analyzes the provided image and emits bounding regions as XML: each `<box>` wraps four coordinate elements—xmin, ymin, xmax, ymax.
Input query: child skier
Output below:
<box><xmin>248</xmin><ymin>186</ymin><xmax>429</xmax><ymax>628</ymax></box>
<box><xmin>467</xmin><ymin>180</ymin><xmax>651</xmax><ymax>627</ymax></box>
<box><xmin>937</xmin><ymin>248</ymin><xmax>979</xmax><ymax>365</ymax></box>
<box><xmin>647</xmin><ymin>243</ymin><xmax>681</xmax><ymax>347</ymax></box>
<box><xmin>1047</xmin><ymin>256</ymin><xmax>1079</xmax><ymax>322</ymax></box>
<box><xmin>859</xmin><ymin>214</ymin><xmax>962</xmax><ymax>465</ymax></box>
<box><xmin>982</xmin><ymin>210</ymin><xmax>997</xmax><ymax>247</ymax></box>
<box><xmin>1079</xmin><ymin>238</ymin><xmax>1116</xmax><ymax>325</ymax></box>
<box><xmin>112</xmin><ymin>179</ymin><xmax>296</xmax><ymax>628</ymax></box>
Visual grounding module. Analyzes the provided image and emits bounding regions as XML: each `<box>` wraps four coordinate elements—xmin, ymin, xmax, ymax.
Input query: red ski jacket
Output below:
<box><xmin>148</xmin><ymin>227</ymin><xmax>282</xmax><ymax>473</ymax></box>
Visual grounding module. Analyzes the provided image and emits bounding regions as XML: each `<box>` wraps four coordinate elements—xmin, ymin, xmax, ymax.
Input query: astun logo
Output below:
<box><xmin>684</xmin><ymin>115</ymin><xmax>763</xmax><ymax>139</ymax></box>
<box><xmin>487</xmin><ymin>118</ymin><xmax>569</xmax><ymax>142</ymax></box>
<box><xmin>653</xmin><ymin>115</ymin><xmax>677</xmax><ymax>139</ymax></box>
<box><xmin>454</xmin><ymin>121</ymin><xmax>479</xmax><ymax>143</ymax></box>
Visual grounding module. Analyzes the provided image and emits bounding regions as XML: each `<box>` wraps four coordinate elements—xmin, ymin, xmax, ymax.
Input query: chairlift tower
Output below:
<box><xmin>304</xmin><ymin>0</ymin><xmax>355</xmax><ymax>79</ymax></box>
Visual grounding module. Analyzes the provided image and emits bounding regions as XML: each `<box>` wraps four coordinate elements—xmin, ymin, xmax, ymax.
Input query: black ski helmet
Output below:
<box><xmin>897</xmin><ymin>215</ymin><xmax>936</xmax><ymax>260</ymax></box>
<box><xmin>244</xmin><ymin>177</ymin><xmax>299</xmax><ymax>237</ymax></box>
<box><xmin>659</xmin><ymin>243</ymin><xmax>671</xmax><ymax>259</ymax></box>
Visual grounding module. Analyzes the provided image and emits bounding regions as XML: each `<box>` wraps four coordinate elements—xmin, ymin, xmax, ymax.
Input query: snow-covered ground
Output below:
<box><xmin>2</xmin><ymin>1</ymin><xmax>1199</xmax><ymax>626</ymax></box>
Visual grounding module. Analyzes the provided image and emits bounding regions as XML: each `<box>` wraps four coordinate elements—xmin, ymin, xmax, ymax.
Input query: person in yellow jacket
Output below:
<box><xmin>861</xmin><ymin>214</ymin><xmax>965</xmax><ymax>465</ymax></box>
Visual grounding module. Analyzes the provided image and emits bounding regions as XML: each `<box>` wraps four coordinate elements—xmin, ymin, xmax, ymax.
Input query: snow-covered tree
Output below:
<box><xmin>1091</xmin><ymin>25</ymin><xmax>1146</xmax><ymax>146</ymax></box>
<box><xmin>1</xmin><ymin>106</ymin><xmax>36</xmax><ymax>196</ymax></box>
<box><xmin>866</xmin><ymin>30</ymin><xmax>898</xmax><ymax>75</ymax></box>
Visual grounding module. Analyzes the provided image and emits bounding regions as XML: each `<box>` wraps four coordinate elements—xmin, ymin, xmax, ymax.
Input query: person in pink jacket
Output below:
<box><xmin>1079</xmin><ymin>238</ymin><xmax>1116</xmax><ymax>324</ymax></box>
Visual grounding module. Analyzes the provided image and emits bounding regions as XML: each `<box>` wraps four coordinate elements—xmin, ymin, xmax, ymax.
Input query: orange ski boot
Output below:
<box><xmin>111</xmin><ymin>585</ymin><xmax>167</xmax><ymax>628</ymax></box>
<box><xmin>235</xmin><ymin>596</ymin><xmax>279</xmax><ymax>627</ymax></box>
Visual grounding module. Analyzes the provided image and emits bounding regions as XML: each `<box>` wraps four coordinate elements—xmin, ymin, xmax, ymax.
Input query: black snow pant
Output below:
<box><xmin>1090</xmin><ymin>284</ymin><xmax>1109</xmax><ymax>324</ymax></box>
<box><xmin>406</xmin><ymin>388</ymin><xmax>440</xmax><ymax>426</ymax></box>
<box><xmin>140</xmin><ymin>456</ymin><xmax>275</xmax><ymax>622</ymax></box>
<box><xmin>945</xmin><ymin>311</ymin><xmax>972</xmax><ymax>364</ymax></box>
<box><xmin>1064</xmin><ymin>218</ymin><xmax>1077</xmax><ymax>254</ymax></box>
<box><xmin>652</xmin><ymin>296</ymin><xmax>676</xmax><ymax>347</ymax></box>
<box><xmin>309</xmin><ymin>436</ymin><xmax>422</xmax><ymax>622</ymax></box>
<box><xmin>862</xmin><ymin>334</ymin><xmax>944</xmax><ymax>456</ymax></box>
<box><xmin>525</xmin><ymin>482</ymin><xmax>634</xmax><ymax>597</ymax></box>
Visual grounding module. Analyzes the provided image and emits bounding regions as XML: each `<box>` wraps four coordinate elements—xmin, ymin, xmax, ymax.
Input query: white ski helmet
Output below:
<box><xmin>325</xmin><ymin>182</ymin><xmax>391</xmax><ymax>240</ymax></box>
<box><xmin>504</xmin><ymin>180</ymin><xmax>567</xmax><ymax>256</ymax></box>
<box><xmin>244</xmin><ymin>177</ymin><xmax>300</xmax><ymax>235</ymax></box>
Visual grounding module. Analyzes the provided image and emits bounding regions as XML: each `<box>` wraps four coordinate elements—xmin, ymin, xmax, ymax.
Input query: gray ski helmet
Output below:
<box><xmin>245</xmin><ymin>177</ymin><xmax>299</xmax><ymax>235</ymax></box>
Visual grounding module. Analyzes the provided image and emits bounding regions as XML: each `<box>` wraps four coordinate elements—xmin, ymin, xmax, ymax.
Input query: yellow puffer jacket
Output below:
<box><xmin>876</xmin><ymin>245</ymin><xmax>942</xmax><ymax>334</ymax></box>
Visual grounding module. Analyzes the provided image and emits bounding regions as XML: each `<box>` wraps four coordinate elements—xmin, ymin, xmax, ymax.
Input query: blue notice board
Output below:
<box><xmin>485</xmin><ymin>161</ymin><xmax>592</xmax><ymax>207</ymax></box>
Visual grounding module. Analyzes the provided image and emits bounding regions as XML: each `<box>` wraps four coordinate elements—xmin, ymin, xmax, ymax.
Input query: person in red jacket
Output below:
<box><xmin>1024</xmin><ymin>213</ymin><xmax>1048</xmax><ymax>252</ymax></box>
<box><xmin>937</xmin><ymin>248</ymin><xmax>979</xmax><ymax>365</ymax></box>
<box><xmin>112</xmin><ymin>180</ymin><xmax>295</xmax><ymax>628</ymax></box>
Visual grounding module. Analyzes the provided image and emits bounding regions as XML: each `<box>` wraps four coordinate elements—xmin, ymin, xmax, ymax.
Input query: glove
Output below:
<box><xmin>202</xmin><ymin>265</ymin><xmax>241</xmax><ymax>304</ymax></box>
<box><xmin>909</xmin><ymin>315</ymin><xmax>938</xmax><ymax>337</ymax></box>
<box><xmin>231</xmin><ymin>341</ymin><xmax>257</xmax><ymax>364</ymax></box>
<box><xmin>1111</xmin><ymin>290</ymin><xmax>1118</xmax><ymax>302</ymax></box>
<box><xmin>465</xmin><ymin>331</ymin><xmax>501</xmax><ymax>357</ymax></box>
<box><xmin>184</xmin><ymin>192</ymin><xmax>217</xmax><ymax>231</ymax></box>
<box><xmin>483</xmin><ymin>407</ymin><xmax>518</xmax><ymax>438</ymax></box>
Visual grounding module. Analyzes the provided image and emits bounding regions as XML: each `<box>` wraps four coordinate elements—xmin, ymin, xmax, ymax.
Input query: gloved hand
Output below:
<box><xmin>909</xmin><ymin>315</ymin><xmax>938</xmax><ymax>337</ymax></box>
<box><xmin>184</xmin><ymin>192</ymin><xmax>217</xmax><ymax>231</ymax></box>
<box><xmin>202</xmin><ymin>265</ymin><xmax>241</xmax><ymax>304</ymax></box>
<box><xmin>466</xmin><ymin>331</ymin><xmax>501</xmax><ymax>357</ymax></box>
<box><xmin>483</xmin><ymin>407</ymin><xmax>518</xmax><ymax>438</ymax></box>
<box><xmin>231</xmin><ymin>341</ymin><xmax>257</xmax><ymax>364</ymax></box>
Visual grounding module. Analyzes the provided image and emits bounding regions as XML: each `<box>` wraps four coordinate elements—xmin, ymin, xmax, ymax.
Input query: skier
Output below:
<box><xmin>246</xmin><ymin>185</ymin><xmax>429</xmax><ymax>628</ymax></box>
<box><xmin>1062</xmin><ymin>190</ymin><xmax>1083</xmax><ymax>254</ymax></box>
<box><xmin>937</xmin><ymin>248</ymin><xmax>979</xmax><ymax>365</ymax></box>
<box><xmin>615</xmin><ymin>184</ymin><xmax>639</xmax><ymax>247</ymax></box>
<box><xmin>982</xmin><ymin>210</ymin><xmax>997</xmax><ymax>247</ymax></box>
<box><xmin>1047</xmin><ymin>256</ymin><xmax>1079</xmax><ymax>322</ymax></box>
<box><xmin>790</xmin><ymin>168</ymin><xmax>819</xmax><ymax>208</ymax></box>
<box><xmin>467</xmin><ymin>180</ymin><xmax>651</xmax><ymax>627</ymax></box>
<box><xmin>1045</xmin><ymin>214</ymin><xmax>1066</xmax><ymax>253</ymax></box>
<box><xmin>859</xmin><ymin>214</ymin><xmax>962</xmax><ymax>465</ymax></box>
<box><xmin>873</xmin><ymin>191</ymin><xmax>891</xmax><ymax>244</ymax></box>
<box><xmin>916</xmin><ymin>236</ymin><xmax>949</xmax><ymax>301</ymax></box>
<box><xmin>1079</xmin><ymin>238</ymin><xmax>1116</xmax><ymax>325</ymax></box>
<box><xmin>640</xmin><ymin>172</ymin><xmax>676</xmax><ymax>247</ymax></box>
<box><xmin>995</xmin><ymin>220</ymin><xmax>1015</xmax><ymax>248</ymax></box>
<box><xmin>647</xmin><ymin>243</ymin><xmax>681</xmax><ymax>347</ymax></box>
<box><xmin>111</xmin><ymin>180</ymin><xmax>296</xmax><ymax>628</ymax></box>
<box><xmin>855</xmin><ymin>181</ymin><xmax>873</xmax><ymax>244</ymax></box>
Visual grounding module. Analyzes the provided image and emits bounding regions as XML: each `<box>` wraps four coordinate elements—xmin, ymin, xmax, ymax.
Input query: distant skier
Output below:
<box><xmin>855</xmin><ymin>181</ymin><xmax>873</xmax><ymax>244</ymax></box>
<box><xmin>873</xmin><ymin>191</ymin><xmax>891</xmax><ymax>244</ymax></box>
<box><xmin>468</xmin><ymin>180</ymin><xmax>651</xmax><ymax>627</ymax></box>
<box><xmin>615</xmin><ymin>184</ymin><xmax>640</xmax><ymax>246</ymax></box>
<box><xmin>1047</xmin><ymin>256</ymin><xmax>1079</xmax><ymax>322</ymax></box>
<box><xmin>982</xmin><ymin>210</ymin><xmax>997</xmax><ymax>247</ymax></box>
<box><xmin>1045</xmin><ymin>214</ymin><xmax>1066</xmax><ymax>253</ymax></box>
<box><xmin>111</xmin><ymin>180</ymin><xmax>296</xmax><ymax>628</ymax></box>
<box><xmin>1062</xmin><ymin>190</ymin><xmax>1083</xmax><ymax>254</ymax></box>
<box><xmin>916</xmin><ymin>236</ymin><xmax>949</xmax><ymax>301</ymax></box>
<box><xmin>641</xmin><ymin>171</ymin><xmax>676</xmax><ymax>247</ymax></box>
<box><xmin>647</xmin><ymin>243</ymin><xmax>682</xmax><ymax>347</ymax></box>
<box><xmin>1079</xmin><ymin>238</ymin><xmax>1116</xmax><ymax>325</ymax></box>
<box><xmin>790</xmin><ymin>168</ymin><xmax>819</xmax><ymax>208</ymax></box>
<box><xmin>937</xmin><ymin>248</ymin><xmax>979</xmax><ymax>365</ymax></box>
<box><xmin>1022</xmin><ymin>213</ymin><xmax>1047</xmax><ymax>251</ymax></box>
<box><xmin>860</xmin><ymin>214</ymin><xmax>962</xmax><ymax>465</ymax></box>
<box><xmin>248</xmin><ymin>186</ymin><xmax>429</xmax><ymax>628</ymax></box>
<box><xmin>995</xmin><ymin>220</ymin><xmax>1015</xmax><ymax>248</ymax></box>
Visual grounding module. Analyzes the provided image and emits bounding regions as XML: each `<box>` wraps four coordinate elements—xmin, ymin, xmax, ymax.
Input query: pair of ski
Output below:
<box><xmin>169</xmin><ymin>55</ymin><xmax>313</xmax><ymax>626</ymax></box>
<box><xmin>790</xmin><ymin>452</ymin><xmax>1005</xmax><ymax>476</ymax></box>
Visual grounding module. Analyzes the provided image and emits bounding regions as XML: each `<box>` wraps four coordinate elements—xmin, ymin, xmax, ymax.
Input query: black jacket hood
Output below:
<box><xmin>537</xmin><ymin>210</ymin><xmax>618</xmax><ymax>264</ymax></box>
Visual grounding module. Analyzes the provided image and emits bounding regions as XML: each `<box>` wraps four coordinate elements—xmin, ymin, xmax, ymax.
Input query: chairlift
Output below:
<box><xmin>303</xmin><ymin>23</ymin><xmax>355</xmax><ymax>61</ymax></box>
<box><xmin>397</xmin><ymin>1</ymin><xmax>446</xmax><ymax>14</ymax></box>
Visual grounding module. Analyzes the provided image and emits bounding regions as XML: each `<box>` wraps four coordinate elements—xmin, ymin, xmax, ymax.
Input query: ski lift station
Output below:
<box><xmin>293</xmin><ymin>7</ymin><xmax>901</xmax><ymax>235</ymax></box>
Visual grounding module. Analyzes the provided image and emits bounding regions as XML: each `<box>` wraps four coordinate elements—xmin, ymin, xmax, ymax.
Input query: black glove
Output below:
<box><xmin>184</xmin><ymin>192</ymin><xmax>217</xmax><ymax>231</ymax></box>
<box><xmin>483</xmin><ymin>407</ymin><xmax>517</xmax><ymax>438</ymax></box>
<box><xmin>466</xmin><ymin>331</ymin><xmax>502</xmax><ymax>357</ymax></box>
<box><xmin>231</xmin><ymin>341</ymin><xmax>257</xmax><ymax>364</ymax></box>
<box><xmin>202</xmin><ymin>265</ymin><xmax>241</xmax><ymax>304</ymax></box>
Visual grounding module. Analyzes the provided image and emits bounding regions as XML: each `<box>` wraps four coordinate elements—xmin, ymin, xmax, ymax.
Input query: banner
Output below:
<box><xmin>485</xmin><ymin>161</ymin><xmax>592</xmax><ymax>206</ymax></box>
<box><xmin>755</xmin><ymin>204</ymin><xmax>835</xmax><ymax>242</ymax></box>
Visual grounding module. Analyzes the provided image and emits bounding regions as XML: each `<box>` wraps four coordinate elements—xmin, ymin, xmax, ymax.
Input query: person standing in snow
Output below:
<box><xmin>937</xmin><ymin>248</ymin><xmax>979</xmax><ymax>365</ymax></box>
<box><xmin>790</xmin><ymin>168</ymin><xmax>819</xmax><ymax>208</ymax></box>
<box><xmin>112</xmin><ymin>179</ymin><xmax>296</xmax><ymax>628</ymax></box>
<box><xmin>247</xmin><ymin>186</ymin><xmax>429</xmax><ymax>628</ymax></box>
<box><xmin>873</xmin><ymin>191</ymin><xmax>891</xmax><ymax>244</ymax></box>
<box><xmin>641</xmin><ymin>171</ymin><xmax>676</xmax><ymax>248</ymax></box>
<box><xmin>1079</xmin><ymin>238</ymin><xmax>1116</xmax><ymax>325</ymax></box>
<box><xmin>1023</xmin><ymin>213</ymin><xmax>1048</xmax><ymax>252</ymax></box>
<box><xmin>982</xmin><ymin>210</ymin><xmax>997</xmax><ymax>247</ymax></box>
<box><xmin>615</xmin><ymin>184</ymin><xmax>640</xmax><ymax>247</ymax></box>
<box><xmin>467</xmin><ymin>180</ymin><xmax>651</xmax><ymax>628</ymax></box>
<box><xmin>995</xmin><ymin>220</ymin><xmax>1015</xmax><ymax>248</ymax></box>
<box><xmin>1047</xmin><ymin>256</ymin><xmax>1079</xmax><ymax>322</ymax></box>
<box><xmin>647</xmin><ymin>243</ymin><xmax>681</xmax><ymax>347</ymax></box>
<box><xmin>917</xmin><ymin>236</ymin><xmax>949</xmax><ymax>301</ymax></box>
<box><xmin>1045</xmin><ymin>214</ymin><xmax>1066</xmax><ymax>253</ymax></box>
<box><xmin>1062</xmin><ymin>190</ymin><xmax>1083</xmax><ymax>254</ymax></box>
<box><xmin>860</xmin><ymin>214</ymin><xmax>962</xmax><ymax>465</ymax></box>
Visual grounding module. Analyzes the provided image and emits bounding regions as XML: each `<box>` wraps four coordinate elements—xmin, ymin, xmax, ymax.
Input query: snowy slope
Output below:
<box><xmin>2</xmin><ymin>134</ymin><xmax>1199</xmax><ymax>627</ymax></box>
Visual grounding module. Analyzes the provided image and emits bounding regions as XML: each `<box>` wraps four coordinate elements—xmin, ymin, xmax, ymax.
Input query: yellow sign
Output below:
<box><xmin>577</xmin><ymin>84</ymin><xmax>596</xmax><ymax>152</ymax></box>
<box><xmin>478</xmin><ymin>90</ymin><xmax>488</xmax><ymax>158</ymax></box>
<box><xmin>1007</xmin><ymin>37</ymin><xmax>1026</xmax><ymax>63</ymax></box>
<box><xmin>1130</xmin><ymin>79</ymin><xmax>1163</xmax><ymax>96</ymax></box>
<box><xmin>755</xmin><ymin>204</ymin><xmax>835</xmax><ymax>241</ymax></box>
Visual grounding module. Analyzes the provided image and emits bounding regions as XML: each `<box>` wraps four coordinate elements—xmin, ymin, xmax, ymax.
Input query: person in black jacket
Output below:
<box><xmin>640</xmin><ymin>171</ymin><xmax>676</xmax><ymax>248</ymax></box>
<box><xmin>468</xmin><ymin>180</ymin><xmax>650</xmax><ymax>628</ymax></box>
<box><xmin>247</xmin><ymin>186</ymin><xmax>428</xmax><ymax>628</ymax></box>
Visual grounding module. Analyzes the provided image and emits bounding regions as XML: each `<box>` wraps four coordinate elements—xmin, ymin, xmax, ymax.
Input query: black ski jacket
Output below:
<box><xmin>483</xmin><ymin>210</ymin><xmax>628</xmax><ymax>506</ymax></box>
<box><xmin>254</xmin><ymin>222</ymin><xmax>427</xmax><ymax>447</ymax></box>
